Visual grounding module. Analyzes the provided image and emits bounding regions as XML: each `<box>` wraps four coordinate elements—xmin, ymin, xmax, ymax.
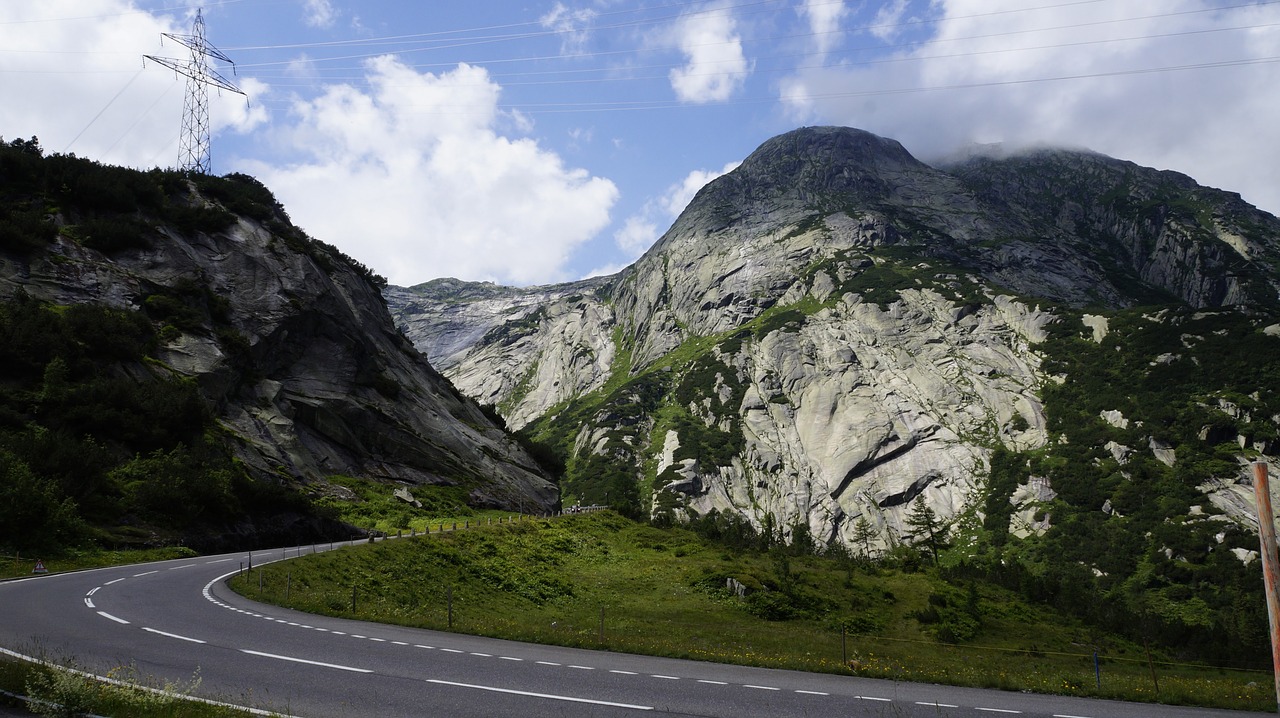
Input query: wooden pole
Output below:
<box><xmin>1252</xmin><ymin>460</ymin><xmax>1280</xmax><ymax>712</ymax></box>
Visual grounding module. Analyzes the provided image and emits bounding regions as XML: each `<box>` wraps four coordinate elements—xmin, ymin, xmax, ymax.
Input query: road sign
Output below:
<box><xmin>32</xmin><ymin>560</ymin><xmax>47</xmax><ymax>574</ymax></box>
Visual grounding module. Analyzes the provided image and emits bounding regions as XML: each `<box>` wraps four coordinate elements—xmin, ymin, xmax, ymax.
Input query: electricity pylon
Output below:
<box><xmin>144</xmin><ymin>9</ymin><xmax>244</xmax><ymax>174</ymax></box>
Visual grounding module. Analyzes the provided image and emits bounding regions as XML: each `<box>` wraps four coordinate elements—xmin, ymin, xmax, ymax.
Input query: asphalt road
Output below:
<box><xmin>0</xmin><ymin>541</ymin><xmax>1272</xmax><ymax>718</ymax></box>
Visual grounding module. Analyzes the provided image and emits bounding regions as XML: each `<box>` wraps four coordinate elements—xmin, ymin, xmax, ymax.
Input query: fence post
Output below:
<box><xmin>286</xmin><ymin>572</ymin><xmax>291</xmax><ymax>602</ymax></box>
<box><xmin>1093</xmin><ymin>650</ymin><xmax>1101</xmax><ymax>690</ymax></box>
<box><xmin>447</xmin><ymin>586</ymin><xmax>453</xmax><ymax>630</ymax></box>
<box><xmin>1252</xmin><ymin>460</ymin><xmax>1280</xmax><ymax>712</ymax></box>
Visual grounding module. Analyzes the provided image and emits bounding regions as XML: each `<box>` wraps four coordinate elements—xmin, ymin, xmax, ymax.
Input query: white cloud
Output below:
<box><xmin>869</xmin><ymin>0</ymin><xmax>911</xmax><ymax>42</ymax></box>
<box><xmin>800</xmin><ymin>0</ymin><xmax>848</xmax><ymax>55</ymax></box>
<box><xmin>301</xmin><ymin>0</ymin><xmax>338</xmax><ymax>29</ymax></box>
<box><xmin>667</xmin><ymin>5</ymin><xmax>750</xmax><ymax>103</ymax></box>
<box><xmin>778</xmin><ymin>0</ymin><xmax>1280</xmax><ymax>216</ymax></box>
<box><xmin>614</xmin><ymin>161</ymin><xmax>741</xmax><ymax>261</ymax></box>
<box><xmin>614</xmin><ymin>215</ymin><xmax>660</xmax><ymax>255</ymax></box>
<box><xmin>541</xmin><ymin>2</ymin><xmax>599</xmax><ymax>55</ymax></box>
<box><xmin>243</xmin><ymin>57</ymin><xmax>619</xmax><ymax>287</ymax></box>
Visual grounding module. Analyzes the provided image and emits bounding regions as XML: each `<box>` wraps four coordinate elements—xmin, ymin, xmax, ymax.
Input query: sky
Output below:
<box><xmin>2</xmin><ymin>1</ymin><xmax>1278</xmax><ymax>288</ymax></box>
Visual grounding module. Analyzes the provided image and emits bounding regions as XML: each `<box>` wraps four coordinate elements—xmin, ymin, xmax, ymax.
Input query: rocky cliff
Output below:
<box><xmin>392</xmin><ymin>126</ymin><xmax>1280</xmax><ymax>556</ymax></box>
<box><xmin>0</xmin><ymin>148</ymin><xmax>556</xmax><ymax>549</ymax></box>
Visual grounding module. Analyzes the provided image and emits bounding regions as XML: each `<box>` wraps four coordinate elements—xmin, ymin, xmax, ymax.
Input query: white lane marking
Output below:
<box><xmin>651</xmin><ymin>675</ymin><xmax>679</xmax><ymax>680</ymax></box>
<box><xmin>744</xmin><ymin>685</ymin><xmax>779</xmax><ymax>691</ymax></box>
<box><xmin>796</xmin><ymin>690</ymin><xmax>828</xmax><ymax>696</ymax></box>
<box><xmin>857</xmin><ymin>696</ymin><xmax>891</xmax><ymax>702</ymax></box>
<box><xmin>470</xmin><ymin>652</ymin><xmax>491</xmax><ymax>657</ymax></box>
<box><xmin>86</xmin><ymin>587</ymin><xmax>100</xmax><ymax>596</ymax></box>
<box><xmin>536</xmin><ymin>661</ymin><xmax>561</xmax><ymax>666</ymax></box>
<box><xmin>440</xmin><ymin>648</ymin><xmax>464</xmax><ymax>654</ymax></box>
<box><xmin>105</xmin><ymin>577</ymin><xmax>126</xmax><ymax>585</ymax></box>
<box><xmin>611</xmin><ymin>670</ymin><xmax>638</xmax><ymax>675</ymax></box>
<box><xmin>1052</xmin><ymin>715</ymin><xmax>1094</xmax><ymax>718</ymax></box>
<box><xmin>206</xmin><ymin>558</ymin><xmax>234</xmax><ymax>564</ymax></box>
<box><xmin>977</xmin><ymin>709</ymin><xmax>1022</xmax><ymax>714</ymax></box>
<box><xmin>97</xmin><ymin>611</ymin><xmax>129</xmax><ymax>624</ymax></box>
<box><xmin>426</xmin><ymin>679</ymin><xmax>653</xmax><ymax>711</ymax></box>
<box><xmin>331</xmin><ymin>631</ymin><xmax>346</xmax><ymax>635</ymax></box>
<box><xmin>568</xmin><ymin>665</ymin><xmax>594</xmax><ymax>670</ymax></box>
<box><xmin>133</xmin><ymin>570</ymin><xmax>158</xmax><ymax>577</ymax></box>
<box><xmin>917</xmin><ymin>702</ymin><xmax>958</xmax><ymax>708</ymax></box>
<box><xmin>352</xmin><ymin>634</ymin><xmax>367</xmax><ymax>639</ymax></box>
<box><xmin>697</xmin><ymin>680</ymin><xmax>727</xmax><ymax>685</ymax></box>
<box><xmin>500</xmin><ymin>656</ymin><xmax>522</xmax><ymax>661</ymax></box>
<box><xmin>392</xmin><ymin>641</ymin><xmax>408</xmax><ymax>646</ymax></box>
<box><xmin>168</xmin><ymin>564</ymin><xmax>197</xmax><ymax>570</ymax></box>
<box><xmin>415</xmin><ymin>645</ymin><xmax>434</xmax><ymax>649</ymax></box>
<box><xmin>240</xmin><ymin>649</ymin><xmax>371</xmax><ymax>673</ymax></box>
<box><xmin>84</xmin><ymin>598</ymin><xmax>95</xmax><ymax>608</ymax></box>
<box><xmin>142</xmin><ymin>627</ymin><xmax>206</xmax><ymax>644</ymax></box>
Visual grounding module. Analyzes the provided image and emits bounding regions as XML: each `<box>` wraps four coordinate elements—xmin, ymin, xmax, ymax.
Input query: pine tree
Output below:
<box><xmin>851</xmin><ymin>517</ymin><xmax>875</xmax><ymax>559</ymax></box>
<box><xmin>906</xmin><ymin>499</ymin><xmax>942</xmax><ymax>565</ymax></box>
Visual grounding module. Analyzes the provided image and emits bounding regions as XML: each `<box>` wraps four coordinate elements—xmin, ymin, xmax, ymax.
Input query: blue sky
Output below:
<box><xmin>3</xmin><ymin>1</ymin><xmax>1279</xmax><ymax>287</ymax></box>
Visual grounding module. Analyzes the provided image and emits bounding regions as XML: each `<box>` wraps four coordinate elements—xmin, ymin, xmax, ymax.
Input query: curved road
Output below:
<box><xmin>0</xmin><ymin>542</ymin><xmax>1270</xmax><ymax>718</ymax></box>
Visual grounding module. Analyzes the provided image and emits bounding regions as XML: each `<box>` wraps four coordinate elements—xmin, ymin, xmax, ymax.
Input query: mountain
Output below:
<box><xmin>391</xmin><ymin>126</ymin><xmax>1280</xmax><ymax>659</ymax></box>
<box><xmin>0</xmin><ymin>137</ymin><xmax>555</xmax><ymax>551</ymax></box>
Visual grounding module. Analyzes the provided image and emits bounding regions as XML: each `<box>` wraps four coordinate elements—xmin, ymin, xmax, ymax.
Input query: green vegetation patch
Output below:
<box><xmin>231</xmin><ymin>512</ymin><xmax>1275</xmax><ymax>711</ymax></box>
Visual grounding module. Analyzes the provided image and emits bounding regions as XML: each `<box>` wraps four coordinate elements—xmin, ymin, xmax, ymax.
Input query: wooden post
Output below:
<box><xmin>1253</xmin><ymin>460</ymin><xmax>1280</xmax><ymax>712</ymax></box>
<box><xmin>286</xmin><ymin>572</ymin><xmax>291</xmax><ymax>602</ymax></box>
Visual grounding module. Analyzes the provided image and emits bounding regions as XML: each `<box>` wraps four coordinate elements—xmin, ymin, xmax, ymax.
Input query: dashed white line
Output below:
<box><xmin>352</xmin><ymin>634</ymin><xmax>367</xmax><ymax>639</ymax></box>
<box><xmin>240</xmin><ymin>649</ymin><xmax>371</xmax><ymax>673</ymax></box>
<box><xmin>1052</xmin><ymin>715</ymin><xmax>1094</xmax><ymax>718</ymax></box>
<box><xmin>97</xmin><ymin>611</ymin><xmax>129</xmax><ymax>624</ymax></box>
<box><xmin>568</xmin><ymin>665</ymin><xmax>594</xmax><ymax>670</ymax></box>
<box><xmin>142</xmin><ymin>627</ymin><xmax>206</xmax><ymax>644</ymax></box>
<box><xmin>977</xmin><ymin>709</ymin><xmax>1022</xmax><ymax>714</ymax></box>
<box><xmin>369</xmin><ymin>638</ymin><xmax>387</xmax><ymax>643</ymax></box>
<box><xmin>500</xmin><ymin>656</ymin><xmax>522</xmax><ymax>661</ymax></box>
<box><xmin>917</xmin><ymin>702</ymin><xmax>958</xmax><ymax>708</ymax></box>
<box><xmin>168</xmin><ymin>564</ymin><xmax>197</xmax><ymax>570</ymax></box>
<box><xmin>796</xmin><ymin>690</ymin><xmax>828</xmax><ymax>696</ymax></box>
<box><xmin>697</xmin><ymin>680</ymin><xmax>727</xmax><ymax>685</ymax></box>
<box><xmin>104</xmin><ymin>577</ymin><xmax>126</xmax><ymax>585</ymax></box>
<box><xmin>857</xmin><ymin>696</ymin><xmax>891</xmax><ymax>702</ymax></box>
<box><xmin>205</xmin><ymin>558</ymin><xmax>234</xmax><ymax>564</ymax></box>
<box><xmin>470</xmin><ymin>652</ymin><xmax>491</xmax><ymax>657</ymax></box>
<box><xmin>426</xmin><ymin>679</ymin><xmax>653</xmax><ymax>711</ymax></box>
<box><xmin>392</xmin><ymin>641</ymin><xmax>408</xmax><ymax>646</ymax></box>
<box><xmin>536</xmin><ymin>660</ymin><xmax>561</xmax><ymax>666</ymax></box>
<box><xmin>86</xmin><ymin>587</ymin><xmax>100</xmax><ymax>596</ymax></box>
<box><xmin>415</xmin><ymin>645</ymin><xmax>434</xmax><ymax>649</ymax></box>
<box><xmin>611</xmin><ymin>670</ymin><xmax>638</xmax><ymax>675</ymax></box>
<box><xmin>331</xmin><ymin>631</ymin><xmax>346</xmax><ymax>635</ymax></box>
<box><xmin>441</xmin><ymin>648</ymin><xmax>464</xmax><ymax>654</ymax></box>
<box><xmin>132</xmin><ymin>570</ymin><xmax>158</xmax><ymax>577</ymax></box>
<box><xmin>651</xmin><ymin>675</ymin><xmax>679</xmax><ymax>680</ymax></box>
<box><xmin>744</xmin><ymin>685</ymin><xmax>779</xmax><ymax>691</ymax></box>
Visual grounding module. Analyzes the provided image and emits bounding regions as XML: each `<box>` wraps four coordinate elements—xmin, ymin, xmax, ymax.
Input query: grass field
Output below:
<box><xmin>228</xmin><ymin>511</ymin><xmax>1276</xmax><ymax>712</ymax></box>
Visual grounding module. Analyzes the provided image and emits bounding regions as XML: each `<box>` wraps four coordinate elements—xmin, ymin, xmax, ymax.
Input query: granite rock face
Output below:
<box><xmin>0</xmin><ymin>179</ymin><xmax>557</xmax><ymax>514</ymax></box>
<box><xmin>391</xmin><ymin>126</ymin><xmax>1280</xmax><ymax>549</ymax></box>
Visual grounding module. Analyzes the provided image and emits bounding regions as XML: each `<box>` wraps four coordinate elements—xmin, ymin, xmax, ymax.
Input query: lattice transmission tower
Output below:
<box><xmin>144</xmin><ymin>9</ymin><xmax>244</xmax><ymax>174</ymax></box>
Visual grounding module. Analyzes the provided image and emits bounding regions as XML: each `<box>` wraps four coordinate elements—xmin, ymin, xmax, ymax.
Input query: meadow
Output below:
<box><xmin>228</xmin><ymin>511</ymin><xmax>1275</xmax><ymax>712</ymax></box>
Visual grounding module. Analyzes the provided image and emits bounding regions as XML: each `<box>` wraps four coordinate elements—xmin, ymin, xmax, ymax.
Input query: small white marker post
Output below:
<box><xmin>1251</xmin><ymin>460</ymin><xmax>1280</xmax><ymax>713</ymax></box>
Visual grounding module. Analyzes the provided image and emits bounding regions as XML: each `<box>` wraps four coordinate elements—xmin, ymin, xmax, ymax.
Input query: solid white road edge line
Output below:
<box><xmin>141</xmin><ymin>627</ymin><xmax>206</xmax><ymax>644</ymax></box>
<box><xmin>426</xmin><ymin>679</ymin><xmax>653</xmax><ymax>710</ymax></box>
<box><xmin>240</xmin><ymin>649</ymin><xmax>372</xmax><ymax>673</ymax></box>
